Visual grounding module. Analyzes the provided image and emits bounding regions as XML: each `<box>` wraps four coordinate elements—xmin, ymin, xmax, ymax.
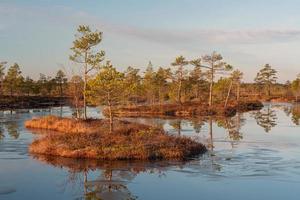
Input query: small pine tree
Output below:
<box><xmin>254</xmin><ymin>64</ymin><xmax>277</xmax><ymax>97</ymax></box>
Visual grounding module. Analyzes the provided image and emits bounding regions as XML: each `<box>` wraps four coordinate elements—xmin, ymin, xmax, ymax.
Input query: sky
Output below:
<box><xmin>1</xmin><ymin>0</ymin><xmax>300</xmax><ymax>82</ymax></box>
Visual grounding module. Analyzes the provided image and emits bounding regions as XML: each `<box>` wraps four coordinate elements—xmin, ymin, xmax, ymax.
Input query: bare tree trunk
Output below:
<box><xmin>225</xmin><ymin>80</ymin><xmax>233</xmax><ymax>108</ymax></box>
<box><xmin>107</xmin><ymin>93</ymin><xmax>113</xmax><ymax>134</ymax></box>
<box><xmin>209</xmin><ymin>117</ymin><xmax>213</xmax><ymax>151</ymax></box>
<box><xmin>178</xmin><ymin>71</ymin><xmax>182</xmax><ymax>104</ymax></box>
<box><xmin>208</xmin><ymin>67</ymin><xmax>214</xmax><ymax>107</ymax></box>
<box><xmin>83</xmin><ymin>52</ymin><xmax>88</xmax><ymax>120</ymax></box>
<box><xmin>158</xmin><ymin>86</ymin><xmax>161</xmax><ymax>106</ymax></box>
<box><xmin>60</xmin><ymin>83</ymin><xmax>63</xmax><ymax>98</ymax></box>
<box><xmin>237</xmin><ymin>82</ymin><xmax>240</xmax><ymax>102</ymax></box>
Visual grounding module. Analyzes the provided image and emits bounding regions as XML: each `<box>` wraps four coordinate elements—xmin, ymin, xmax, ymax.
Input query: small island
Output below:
<box><xmin>25</xmin><ymin>115</ymin><xmax>206</xmax><ymax>160</ymax></box>
<box><xmin>108</xmin><ymin>100</ymin><xmax>263</xmax><ymax>118</ymax></box>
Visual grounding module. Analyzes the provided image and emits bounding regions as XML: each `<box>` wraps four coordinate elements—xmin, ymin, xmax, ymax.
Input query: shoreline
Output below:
<box><xmin>0</xmin><ymin>96</ymin><xmax>69</xmax><ymax>110</ymax></box>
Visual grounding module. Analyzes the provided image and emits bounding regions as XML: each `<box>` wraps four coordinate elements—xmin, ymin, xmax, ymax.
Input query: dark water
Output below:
<box><xmin>1</xmin><ymin>103</ymin><xmax>300</xmax><ymax>200</ymax></box>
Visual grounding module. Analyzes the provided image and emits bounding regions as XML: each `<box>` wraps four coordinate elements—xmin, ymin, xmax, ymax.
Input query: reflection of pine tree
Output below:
<box><xmin>254</xmin><ymin>105</ymin><xmax>277</xmax><ymax>133</ymax></box>
<box><xmin>227</xmin><ymin>113</ymin><xmax>245</xmax><ymax>142</ymax></box>
<box><xmin>5</xmin><ymin>122</ymin><xmax>19</xmax><ymax>139</ymax></box>
<box><xmin>0</xmin><ymin>125</ymin><xmax>4</xmax><ymax>141</ymax></box>
<box><xmin>170</xmin><ymin>119</ymin><xmax>182</xmax><ymax>135</ymax></box>
<box><xmin>291</xmin><ymin>105</ymin><xmax>300</xmax><ymax>125</ymax></box>
<box><xmin>216</xmin><ymin>113</ymin><xmax>245</xmax><ymax>147</ymax></box>
<box><xmin>84</xmin><ymin>169</ymin><xmax>137</xmax><ymax>200</ymax></box>
<box><xmin>190</xmin><ymin>119</ymin><xmax>205</xmax><ymax>134</ymax></box>
<box><xmin>283</xmin><ymin>106</ymin><xmax>292</xmax><ymax>117</ymax></box>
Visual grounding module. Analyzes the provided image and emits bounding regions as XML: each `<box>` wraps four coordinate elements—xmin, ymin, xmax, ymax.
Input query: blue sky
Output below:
<box><xmin>1</xmin><ymin>0</ymin><xmax>300</xmax><ymax>82</ymax></box>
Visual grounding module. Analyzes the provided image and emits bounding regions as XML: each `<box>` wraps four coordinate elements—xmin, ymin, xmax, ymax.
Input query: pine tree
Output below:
<box><xmin>70</xmin><ymin>25</ymin><xmax>105</xmax><ymax>119</ymax></box>
<box><xmin>171</xmin><ymin>56</ymin><xmax>188</xmax><ymax>104</ymax></box>
<box><xmin>55</xmin><ymin>70</ymin><xmax>68</xmax><ymax>98</ymax></box>
<box><xmin>88</xmin><ymin>61</ymin><xmax>124</xmax><ymax>133</ymax></box>
<box><xmin>192</xmin><ymin>51</ymin><xmax>232</xmax><ymax>107</ymax></box>
<box><xmin>254</xmin><ymin>64</ymin><xmax>277</xmax><ymax>97</ymax></box>
<box><xmin>4</xmin><ymin>63</ymin><xmax>23</xmax><ymax>97</ymax></box>
<box><xmin>0</xmin><ymin>62</ymin><xmax>7</xmax><ymax>96</ymax></box>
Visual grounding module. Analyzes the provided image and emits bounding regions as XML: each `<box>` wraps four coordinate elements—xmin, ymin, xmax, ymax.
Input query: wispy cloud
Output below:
<box><xmin>2</xmin><ymin>3</ymin><xmax>300</xmax><ymax>46</ymax></box>
<box><xmin>105</xmin><ymin>26</ymin><xmax>300</xmax><ymax>46</ymax></box>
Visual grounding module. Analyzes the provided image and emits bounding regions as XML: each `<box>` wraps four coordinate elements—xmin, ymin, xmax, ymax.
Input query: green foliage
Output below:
<box><xmin>55</xmin><ymin>70</ymin><xmax>68</xmax><ymax>97</ymax></box>
<box><xmin>88</xmin><ymin>61</ymin><xmax>124</xmax><ymax>106</ymax></box>
<box><xmin>171</xmin><ymin>55</ymin><xmax>189</xmax><ymax>104</ymax></box>
<box><xmin>254</xmin><ymin>64</ymin><xmax>277</xmax><ymax>96</ymax></box>
<box><xmin>70</xmin><ymin>25</ymin><xmax>105</xmax><ymax>66</ymax></box>
<box><xmin>123</xmin><ymin>66</ymin><xmax>142</xmax><ymax>104</ymax></box>
<box><xmin>0</xmin><ymin>61</ymin><xmax>7</xmax><ymax>95</ymax></box>
<box><xmin>21</xmin><ymin>76</ymin><xmax>34</xmax><ymax>96</ymax></box>
<box><xmin>214</xmin><ymin>77</ymin><xmax>231</xmax><ymax>100</ymax></box>
<box><xmin>3</xmin><ymin>63</ymin><xmax>23</xmax><ymax>96</ymax></box>
<box><xmin>201</xmin><ymin>51</ymin><xmax>232</xmax><ymax>106</ymax></box>
<box><xmin>291</xmin><ymin>75</ymin><xmax>300</xmax><ymax>97</ymax></box>
<box><xmin>70</xmin><ymin>25</ymin><xmax>105</xmax><ymax>119</ymax></box>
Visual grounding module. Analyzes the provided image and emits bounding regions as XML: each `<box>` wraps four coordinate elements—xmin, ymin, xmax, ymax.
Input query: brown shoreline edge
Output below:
<box><xmin>106</xmin><ymin>100</ymin><xmax>264</xmax><ymax>118</ymax></box>
<box><xmin>0</xmin><ymin>96</ymin><xmax>69</xmax><ymax>110</ymax></box>
<box><xmin>25</xmin><ymin>116</ymin><xmax>207</xmax><ymax>160</ymax></box>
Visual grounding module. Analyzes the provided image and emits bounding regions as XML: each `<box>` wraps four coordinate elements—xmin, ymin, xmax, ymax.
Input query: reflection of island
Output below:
<box><xmin>32</xmin><ymin>156</ymin><xmax>187</xmax><ymax>200</ymax></box>
<box><xmin>253</xmin><ymin>105</ymin><xmax>277</xmax><ymax>133</ymax></box>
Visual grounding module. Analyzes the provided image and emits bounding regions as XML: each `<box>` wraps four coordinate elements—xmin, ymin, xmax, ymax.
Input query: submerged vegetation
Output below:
<box><xmin>26</xmin><ymin>116</ymin><xmax>206</xmax><ymax>160</ymax></box>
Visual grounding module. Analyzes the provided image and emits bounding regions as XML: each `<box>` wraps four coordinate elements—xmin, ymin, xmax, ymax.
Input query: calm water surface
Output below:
<box><xmin>1</xmin><ymin>103</ymin><xmax>300</xmax><ymax>200</ymax></box>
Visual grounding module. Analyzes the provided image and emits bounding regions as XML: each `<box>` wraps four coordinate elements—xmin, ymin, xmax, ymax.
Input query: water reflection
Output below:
<box><xmin>216</xmin><ymin>113</ymin><xmax>245</xmax><ymax>148</ymax></box>
<box><xmin>32</xmin><ymin>155</ymin><xmax>190</xmax><ymax>200</ymax></box>
<box><xmin>5</xmin><ymin>122</ymin><xmax>20</xmax><ymax>139</ymax></box>
<box><xmin>0</xmin><ymin>118</ymin><xmax>20</xmax><ymax>140</ymax></box>
<box><xmin>169</xmin><ymin>119</ymin><xmax>182</xmax><ymax>135</ymax></box>
<box><xmin>291</xmin><ymin>104</ymin><xmax>300</xmax><ymax>125</ymax></box>
<box><xmin>190</xmin><ymin>118</ymin><xmax>205</xmax><ymax>134</ymax></box>
<box><xmin>253</xmin><ymin>104</ymin><xmax>277</xmax><ymax>132</ymax></box>
<box><xmin>2</xmin><ymin>104</ymin><xmax>300</xmax><ymax>199</ymax></box>
<box><xmin>0</xmin><ymin>128</ymin><xmax>4</xmax><ymax>141</ymax></box>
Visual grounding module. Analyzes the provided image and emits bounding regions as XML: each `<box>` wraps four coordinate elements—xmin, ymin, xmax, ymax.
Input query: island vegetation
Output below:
<box><xmin>25</xmin><ymin>115</ymin><xmax>206</xmax><ymax>160</ymax></box>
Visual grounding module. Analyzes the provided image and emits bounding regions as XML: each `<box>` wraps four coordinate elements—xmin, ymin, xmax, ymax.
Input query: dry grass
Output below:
<box><xmin>26</xmin><ymin>116</ymin><xmax>206</xmax><ymax>160</ymax></box>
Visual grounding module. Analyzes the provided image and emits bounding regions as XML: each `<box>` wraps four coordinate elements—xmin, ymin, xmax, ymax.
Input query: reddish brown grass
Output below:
<box><xmin>26</xmin><ymin>116</ymin><xmax>206</xmax><ymax>160</ymax></box>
